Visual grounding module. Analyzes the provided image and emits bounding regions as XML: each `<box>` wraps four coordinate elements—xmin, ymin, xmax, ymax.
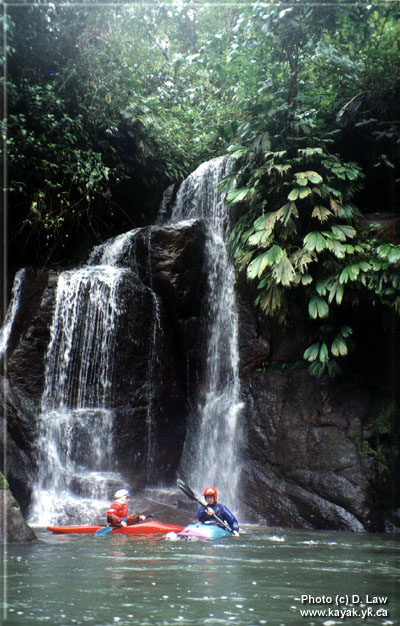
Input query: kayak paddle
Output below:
<box><xmin>176</xmin><ymin>478</ymin><xmax>234</xmax><ymax>535</ymax></box>
<box><xmin>95</xmin><ymin>512</ymin><xmax>157</xmax><ymax>536</ymax></box>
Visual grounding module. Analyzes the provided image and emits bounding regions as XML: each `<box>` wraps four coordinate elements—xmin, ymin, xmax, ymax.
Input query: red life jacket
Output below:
<box><xmin>107</xmin><ymin>501</ymin><xmax>139</xmax><ymax>526</ymax></box>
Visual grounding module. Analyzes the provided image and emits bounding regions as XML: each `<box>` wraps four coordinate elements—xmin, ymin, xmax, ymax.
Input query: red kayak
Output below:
<box><xmin>47</xmin><ymin>520</ymin><xmax>184</xmax><ymax>535</ymax></box>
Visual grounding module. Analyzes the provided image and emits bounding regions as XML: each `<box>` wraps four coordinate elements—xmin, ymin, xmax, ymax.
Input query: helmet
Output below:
<box><xmin>114</xmin><ymin>489</ymin><xmax>131</xmax><ymax>500</ymax></box>
<box><xmin>203</xmin><ymin>486</ymin><xmax>217</xmax><ymax>501</ymax></box>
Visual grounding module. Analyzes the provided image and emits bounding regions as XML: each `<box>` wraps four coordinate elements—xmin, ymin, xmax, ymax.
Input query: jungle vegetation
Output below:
<box><xmin>2</xmin><ymin>0</ymin><xmax>400</xmax><ymax>379</ymax></box>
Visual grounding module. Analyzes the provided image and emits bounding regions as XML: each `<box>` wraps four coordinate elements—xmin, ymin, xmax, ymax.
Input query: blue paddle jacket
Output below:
<box><xmin>197</xmin><ymin>502</ymin><xmax>239</xmax><ymax>532</ymax></box>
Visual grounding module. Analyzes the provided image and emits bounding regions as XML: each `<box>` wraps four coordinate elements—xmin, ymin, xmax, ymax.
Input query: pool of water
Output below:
<box><xmin>1</xmin><ymin>526</ymin><xmax>399</xmax><ymax>625</ymax></box>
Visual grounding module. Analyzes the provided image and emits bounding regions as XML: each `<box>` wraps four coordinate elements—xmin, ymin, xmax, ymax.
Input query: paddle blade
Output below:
<box><xmin>95</xmin><ymin>526</ymin><xmax>113</xmax><ymax>536</ymax></box>
<box><xmin>177</xmin><ymin>479</ymin><xmax>203</xmax><ymax>504</ymax></box>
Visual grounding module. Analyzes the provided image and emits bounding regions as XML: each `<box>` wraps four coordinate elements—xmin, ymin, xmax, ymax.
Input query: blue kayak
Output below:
<box><xmin>177</xmin><ymin>522</ymin><xmax>231</xmax><ymax>539</ymax></box>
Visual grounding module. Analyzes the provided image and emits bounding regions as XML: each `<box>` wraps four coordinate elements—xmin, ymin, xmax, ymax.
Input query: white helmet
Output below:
<box><xmin>114</xmin><ymin>488</ymin><xmax>131</xmax><ymax>499</ymax></box>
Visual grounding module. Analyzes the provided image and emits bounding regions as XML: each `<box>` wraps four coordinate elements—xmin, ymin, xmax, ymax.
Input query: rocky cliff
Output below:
<box><xmin>1</xmin><ymin>219</ymin><xmax>399</xmax><ymax>533</ymax></box>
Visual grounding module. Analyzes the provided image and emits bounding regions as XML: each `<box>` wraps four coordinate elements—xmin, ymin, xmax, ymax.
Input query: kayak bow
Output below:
<box><xmin>177</xmin><ymin>522</ymin><xmax>231</xmax><ymax>539</ymax></box>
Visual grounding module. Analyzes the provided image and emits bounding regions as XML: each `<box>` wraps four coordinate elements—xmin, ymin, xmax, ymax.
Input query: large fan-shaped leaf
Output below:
<box><xmin>247</xmin><ymin>251</ymin><xmax>270</xmax><ymax>280</ymax></box>
<box><xmin>267</xmin><ymin>245</ymin><xmax>284</xmax><ymax>265</ymax></box>
<box><xmin>303</xmin><ymin>231</ymin><xmax>327</xmax><ymax>253</ymax></box>
<box><xmin>288</xmin><ymin>188</ymin><xmax>300</xmax><ymax>201</ymax></box>
<box><xmin>331</xmin><ymin>224</ymin><xmax>356</xmax><ymax>241</ymax></box>
<box><xmin>311</xmin><ymin>205</ymin><xmax>332</xmax><ymax>222</ymax></box>
<box><xmin>226</xmin><ymin>187</ymin><xmax>250</xmax><ymax>204</ymax></box>
<box><xmin>276</xmin><ymin>202</ymin><xmax>299</xmax><ymax>226</ymax></box>
<box><xmin>299</xmin><ymin>187</ymin><xmax>312</xmax><ymax>199</ymax></box>
<box><xmin>326</xmin><ymin>238</ymin><xmax>346</xmax><ymax>259</ymax></box>
<box><xmin>331</xmin><ymin>336</ymin><xmax>348</xmax><ymax>357</ymax></box>
<box><xmin>272</xmin><ymin>251</ymin><xmax>295</xmax><ymax>286</ymax></box>
<box><xmin>308</xmin><ymin>295</ymin><xmax>329</xmax><ymax>319</ymax></box>
<box><xmin>304</xmin><ymin>342</ymin><xmax>320</xmax><ymax>361</ymax></box>
<box><xmin>377</xmin><ymin>244</ymin><xmax>400</xmax><ymax>263</ymax></box>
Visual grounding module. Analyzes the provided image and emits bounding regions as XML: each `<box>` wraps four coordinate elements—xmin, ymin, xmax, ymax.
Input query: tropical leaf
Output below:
<box><xmin>271</xmin><ymin>251</ymin><xmax>296</xmax><ymax>286</ymax></box>
<box><xmin>304</xmin><ymin>342</ymin><xmax>320</xmax><ymax>361</ymax></box>
<box><xmin>295</xmin><ymin>170</ymin><xmax>323</xmax><ymax>185</ymax></box>
<box><xmin>266</xmin><ymin>244</ymin><xmax>284</xmax><ymax>265</ymax></box>
<box><xmin>377</xmin><ymin>244</ymin><xmax>400</xmax><ymax>263</ymax></box>
<box><xmin>330</xmin><ymin>198</ymin><xmax>340</xmax><ymax>214</ymax></box>
<box><xmin>256</xmin><ymin>283</ymin><xmax>284</xmax><ymax>316</ymax></box>
<box><xmin>247</xmin><ymin>251</ymin><xmax>270</xmax><ymax>280</ymax></box>
<box><xmin>227</xmin><ymin>144</ymin><xmax>249</xmax><ymax>159</ymax></box>
<box><xmin>298</xmin><ymin>147</ymin><xmax>323</xmax><ymax>158</ymax></box>
<box><xmin>308</xmin><ymin>361</ymin><xmax>325</xmax><ymax>376</ymax></box>
<box><xmin>276</xmin><ymin>202</ymin><xmax>298</xmax><ymax>226</ymax></box>
<box><xmin>253</xmin><ymin>213</ymin><xmax>269</xmax><ymax>230</ymax></box>
<box><xmin>248</xmin><ymin>230</ymin><xmax>267</xmax><ymax>246</ymax></box>
<box><xmin>236</xmin><ymin>250</ymin><xmax>254</xmax><ymax>272</ymax></box>
<box><xmin>339</xmin><ymin>262</ymin><xmax>370</xmax><ymax>283</ymax></box>
<box><xmin>308</xmin><ymin>295</ymin><xmax>329</xmax><ymax>319</ymax></box>
<box><xmin>319</xmin><ymin>342</ymin><xmax>329</xmax><ymax>363</ymax></box>
<box><xmin>254</xmin><ymin>211</ymin><xmax>279</xmax><ymax>233</ymax></box>
<box><xmin>301</xmin><ymin>273</ymin><xmax>313</xmax><ymax>285</ymax></box>
<box><xmin>331</xmin><ymin>336</ymin><xmax>348</xmax><ymax>356</ymax></box>
<box><xmin>272</xmin><ymin>163</ymin><xmax>291</xmax><ymax>176</ymax></box>
<box><xmin>291</xmin><ymin>249</ymin><xmax>315</xmax><ymax>273</ymax></box>
<box><xmin>331</xmin><ymin>224</ymin><xmax>357</xmax><ymax>241</ymax></box>
<box><xmin>316</xmin><ymin>279</ymin><xmax>329</xmax><ymax>296</ymax></box>
<box><xmin>299</xmin><ymin>187</ymin><xmax>312</xmax><ymax>199</ymax></box>
<box><xmin>311</xmin><ymin>205</ymin><xmax>332</xmax><ymax>222</ymax></box>
<box><xmin>226</xmin><ymin>187</ymin><xmax>250</xmax><ymax>204</ymax></box>
<box><xmin>307</xmin><ymin>171</ymin><xmax>323</xmax><ymax>184</ymax></box>
<box><xmin>303</xmin><ymin>231</ymin><xmax>327</xmax><ymax>253</ymax></box>
<box><xmin>339</xmin><ymin>265</ymin><xmax>357</xmax><ymax>283</ymax></box>
<box><xmin>328</xmin><ymin>280</ymin><xmax>344</xmax><ymax>305</ymax></box>
<box><xmin>325</xmin><ymin>237</ymin><xmax>346</xmax><ymax>258</ymax></box>
<box><xmin>288</xmin><ymin>188</ymin><xmax>300</xmax><ymax>201</ymax></box>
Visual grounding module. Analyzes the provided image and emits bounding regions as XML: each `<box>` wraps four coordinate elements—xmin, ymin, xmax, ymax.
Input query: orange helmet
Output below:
<box><xmin>203</xmin><ymin>486</ymin><xmax>217</xmax><ymax>501</ymax></box>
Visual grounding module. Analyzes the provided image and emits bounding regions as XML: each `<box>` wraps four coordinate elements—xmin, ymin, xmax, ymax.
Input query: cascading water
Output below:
<box><xmin>29</xmin><ymin>265</ymin><xmax>128</xmax><ymax>525</ymax></box>
<box><xmin>0</xmin><ymin>268</ymin><xmax>26</xmax><ymax>359</ymax></box>
<box><xmin>28</xmin><ymin>225</ymin><xmax>166</xmax><ymax>525</ymax></box>
<box><xmin>168</xmin><ymin>156</ymin><xmax>243</xmax><ymax>510</ymax></box>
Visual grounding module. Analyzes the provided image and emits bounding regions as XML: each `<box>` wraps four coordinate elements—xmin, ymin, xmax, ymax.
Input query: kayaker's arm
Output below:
<box><xmin>218</xmin><ymin>505</ymin><xmax>240</xmax><ymax>536</ymax></box>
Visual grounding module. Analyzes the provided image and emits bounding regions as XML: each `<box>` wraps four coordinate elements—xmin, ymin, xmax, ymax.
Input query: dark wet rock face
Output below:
<box><xmin>0</xmin><ymin>485</ymin><xmax>37</xmax><ymax>544</ymax></box>
<box><xmin>0</xmin><ymin>221</ymin><xmax>209</xmax><ymax>513</ymax></box>
<box><xmin>240</xmin><ymin>368</ymin><xmax>373</xmax><ymax>530</ymax></box>
<box><xmin>1</xmin><ymin>217</ymin><xmax>398</xmax><ymax>531</ymax></box>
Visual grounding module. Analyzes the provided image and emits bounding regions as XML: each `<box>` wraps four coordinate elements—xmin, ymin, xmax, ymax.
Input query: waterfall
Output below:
<box><xmin>28</xmin><ymin>226</ymin><xmax>167</xmax><ymax>525</ymax></box>
<box><xmin>7</xmin><ymin>155</ymin><xmax>242</xmax><ymax>524</ymax></box>
<box><xmin>0</xmin><ymin>268</ymin><xmax>26</xmax><ymax>359</ymax></box>
<box><xmin>168</xmin><ymin>156</ymin><xmax>243</xmax><ymax>510</ymax></box>
<box><xmin>29</xmin><ymin>265</ymin><xmax>128</xmax><ymax>525</ymax></box>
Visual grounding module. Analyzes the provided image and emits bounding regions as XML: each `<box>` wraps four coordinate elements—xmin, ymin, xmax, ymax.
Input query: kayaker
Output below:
<box><xmin>197</xmin><ymin>486</ymin><xmax>240</xmax><ymax>536</ymax></box>
<box><xmin>107</xmin><ymin>489</ymin><xmax>146</xmax><ymax>528</ymax></box>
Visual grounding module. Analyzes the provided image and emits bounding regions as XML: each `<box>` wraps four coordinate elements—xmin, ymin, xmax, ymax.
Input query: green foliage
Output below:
<box><xmin>359</xmin><ymin>400</ymin><xmax>399</xmax><ymax>478</ymax></box>
<box><xmin>227</xmin><ymin>129</ymin><xmax>400</xmax><ymax>375</ymax></box>
<box><xmin>221</xmin><ymin>1</ymin><xmax>400</xmax><ymax>376</ymax></box>
<box><xmin>5</xmin><ymin>0</ymin><xmax>400</xmax><ymax>293</ymax></box>
<box><xmin>5</xmin><ymin>2</ymin><xmax>242</xmax><ymax>262</ymax></box>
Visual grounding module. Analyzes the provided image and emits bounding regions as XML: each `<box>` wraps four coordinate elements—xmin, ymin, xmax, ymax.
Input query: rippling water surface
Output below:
<box><xmin>1</xmin><ymin>526</ymin><xmax>399</xmax><ymax>625</ymax></box>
